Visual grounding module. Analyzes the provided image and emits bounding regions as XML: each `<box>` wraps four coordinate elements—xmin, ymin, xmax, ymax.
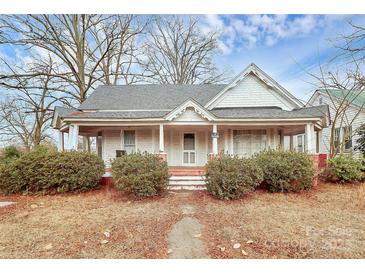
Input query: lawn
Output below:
<box><xmin>0</xmin><ymin>182</ymin><xmax>364</xmax><ymax>259</ymax></box>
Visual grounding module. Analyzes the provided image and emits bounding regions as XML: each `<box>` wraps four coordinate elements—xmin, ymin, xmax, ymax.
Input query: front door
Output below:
<box><xmin>183</xmin><ymin>133</ymin><xmax>196</xmax><ymax>165</ymax></box>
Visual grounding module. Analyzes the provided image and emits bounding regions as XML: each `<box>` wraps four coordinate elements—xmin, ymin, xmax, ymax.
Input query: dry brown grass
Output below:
<box><xmin>0</xmin><ymin>187</ymin><xmax>182</xmax><ymax>259</ymax></box>
<box><xmin>1</xmin><ymin>182</ymin><xmax>364</xmax><ymax>259</ymax></box>
<box><xmin>191</xmin><ymin>182</ymin><xmax>365</xmax><ymax>259</ymax></box>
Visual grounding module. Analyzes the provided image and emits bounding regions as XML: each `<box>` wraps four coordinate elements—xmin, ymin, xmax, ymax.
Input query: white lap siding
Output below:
<box><xmin>310</xmin><ymin>93</ymin><xmax>365</xmax><ymax>156</ymax></box>
<box><xmin>101</xmin><ymin>127</ymin><xmax>231</xmax><ymax>166</ymax></box>
<box><xmin>102</xmin><ymin>128</ymin><xmax>154</xmax><ymax>164</ymax></box>
<box><xmin>137</xmin><ymin>128</ymin><xmax>154</xmax><ymax>153</ymax></box>
<box><xmin>102</xmin><ymin>130</ymin><xmax>122</xmax><ymax>165</ymax></box>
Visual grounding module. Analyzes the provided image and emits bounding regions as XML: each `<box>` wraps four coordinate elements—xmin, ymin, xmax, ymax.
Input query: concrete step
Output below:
<box><xmin>168</xmin><ymin>175</ymin><xmax>206</xmax><ymax>190</ymax></box>
<box><xmin>168</xmin><ymin>185</ymin><xmax>206</xmax><ymax>190</ymax></box>
<box><xmin>170</xmin><ymin>175</ymin><xmax>206</xmax><ymax>181</ymax></box>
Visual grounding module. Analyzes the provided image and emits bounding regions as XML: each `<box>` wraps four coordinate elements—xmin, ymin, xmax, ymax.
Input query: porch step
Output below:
<box><xmin>170</xmin><ymin>175</ymin><xmax>206</xmax><ymax>181</ymax></box>
<box><xmin>168</xmin><ymin>175</ymin><xmax>206</xmax><ymax>190</ymax></box>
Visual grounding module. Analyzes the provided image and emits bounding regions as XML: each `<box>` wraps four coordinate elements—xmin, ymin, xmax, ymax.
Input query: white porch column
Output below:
<box><xmin>305</xmin><ymin>123</ymin><xmax>315</xmax><ymax>154</ymax></box>
<box><xmin>82</xmin><ymin>136</ymin><xmax>90</xmax><ymax>152</ymax></box>
<box><xmin>279</xmin><ymin>129</ymin><xmax>284</xmax><ymax>149</ymax></box>
<box><xmin>159</xmin><ymin>124</ymin><xmax>164</xmax><ymax>152</ymax></box>
<box><xmin>317</xmin><ymin>129</ymin><xmax>323</xmax><ymax>154</ymax></box>
<box><xmin>289</xmin><ymin>135</ymin><xmax>294</xmax><ymax>150</ymax></box>
<box><xmin>229</xmin><ymin>129</ymin><xmax>234</xmax><ymax>155</ymax></box>
<box><xmin>58</xmin><ymin>131</ymin><xmax>64</xmax><ymax>152</ymax></box>
<box><xmin>68</xmin><ymin>125</ymin><xmax>74</xmax><ymax>151</ymax></box>
<box><xmin>70</xmin><ymin>124</ymin><xmax>79</xmax><ymax>151</ymax></box>
<box><xmin>212</xmin><ymin>124</ymin><xmax>218</xmax><ymax>155</ymax></box>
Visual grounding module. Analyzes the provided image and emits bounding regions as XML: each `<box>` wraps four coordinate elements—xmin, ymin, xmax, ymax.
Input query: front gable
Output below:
<box><xmin>205</xmin><ymin>63</ymin><xmax>302</xmax><ymax>111</ymax></box>
<box><xmin>165</xmin><ymin>99</ymin><xmax>215</xmax><ymax>122</ymax></box>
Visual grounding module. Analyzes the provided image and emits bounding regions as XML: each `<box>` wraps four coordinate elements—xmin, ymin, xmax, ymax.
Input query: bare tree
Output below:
<box><xmin>0</xmin><ymin>14</ymin><xmax>144</xmax><ymax>104</ymax></box>
<box><xmin>0</xmin><ymin>100</ymin><xmax>42</xmax><ymax>150</ymax></box>
<box><xmin>141</xmin><ymin>16</ymin><xmax>226</xmax><ymax>84</ymax></box>
<box><xmin>92</xmin><ymin>15</ymin><xmax>147</xmax><ymax>85</ymax></box>
<box><xmin>306</xmin><ymin>22</ymin><xmax>365</xmax><ymax>157</ymax></box>
<box><xmin>0</xmin><ymin>56</ymin><xmax>64</xmax><ymax>148</ymax></box>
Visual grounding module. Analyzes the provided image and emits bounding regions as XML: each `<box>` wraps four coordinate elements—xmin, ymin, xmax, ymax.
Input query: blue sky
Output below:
<box><xmin>1</xmin><ymin>14</ymin><xmax>364</xmax><ymax>103</ymax></box>
<box><xmin>199</xmin><ymin>14</ymin><xmax>365</xmax><ymax>102</ymax></box>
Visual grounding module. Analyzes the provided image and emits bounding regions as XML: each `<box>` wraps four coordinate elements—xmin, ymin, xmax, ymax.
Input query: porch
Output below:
<box><xmin>58</xmin><ymin>122</ymin><xmax>322</xmax><ymax>167</ymax></box>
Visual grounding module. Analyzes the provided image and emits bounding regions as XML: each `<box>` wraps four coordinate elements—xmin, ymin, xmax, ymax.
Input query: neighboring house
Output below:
<box><xmin>307</xmin><ymin>88</ymin><xmax>365</xmax><ymax>156</ymax></box>
<box><xmin>52</xmin><ymin>63</ymin><xmax>329</xmax><ymax>188</ymax></box>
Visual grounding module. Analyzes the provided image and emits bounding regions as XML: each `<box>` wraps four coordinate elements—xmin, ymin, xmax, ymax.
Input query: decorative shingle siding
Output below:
<box><xmin>174</xmin><ymin>108</ymin><xmax>208</xmax><ymax>122</ymax></box>
<box><xmin>212</xmin><ymin>74</ymin><xmax>295</xmax><ymax>111</ymax></box>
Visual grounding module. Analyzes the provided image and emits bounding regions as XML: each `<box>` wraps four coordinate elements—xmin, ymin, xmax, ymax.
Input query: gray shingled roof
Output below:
<box><xmin>63</xmin><ymin>110</ymin><xmax>170</xmax><ymax>119</ymax></box>
<box><xmin>79</xmin><ymin>84</ymin><xmax>226</xmax><ymax>110</ymax></box>
<box><xmin>55</xmin><ymin>106</ymin><xmax>77</xmax><ymax>117</ymax></box>
<box><xmin>55</xmin><ymin>84</ymin><xmax>328</xmax><ymax>121</ymax></box>
<box><xmin>210</xmin><ymin>105</ymin><xmax>329</xmax><ymax>119</ymax></box>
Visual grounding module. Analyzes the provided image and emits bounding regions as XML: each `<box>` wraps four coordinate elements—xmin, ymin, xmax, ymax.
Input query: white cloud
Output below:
<box><xmin>200</xmin><ymin>15</ymin><xmax>330</xmax><ymax>54</ymax></box>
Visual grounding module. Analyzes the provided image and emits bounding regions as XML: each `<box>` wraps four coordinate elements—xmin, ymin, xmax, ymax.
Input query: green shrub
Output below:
<box><xmin>112</xmin><ymin>153</ymin><xmax>169</xmax><ymax>197</ymax></box>
<box><xmin>0</xmin><ymin>147</ymin><xmax>104</xmax><ymax>195</ymax></box>
<box><xmin>255</xmin><ymin>150</ymin><xmax>315</xmax><ymax>192</ymax></box>
<box><xmin>0</xmin><ymin>146</ymin><xmax>22</xmax><ymax>163</ymax></box>
<box><xmin>327</xmin><ymin>154</ymin><xmax>364</xmax><ymax>183</ymax></box>
<box><xmin>205</xmin><ymin>155</ymin><xmax>263</xmax><ymax>200</ymax></box>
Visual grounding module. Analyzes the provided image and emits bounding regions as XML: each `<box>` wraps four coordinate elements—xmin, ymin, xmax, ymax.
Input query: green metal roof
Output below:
<box><xmin>318</xmin><ymin>88</ymin><xmax>365</xmax><ymax>107</ymax></box>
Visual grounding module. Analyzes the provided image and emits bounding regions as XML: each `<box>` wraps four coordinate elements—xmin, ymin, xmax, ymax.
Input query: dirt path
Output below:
<box><xmin>167</xmin><ymin>201</ymin><xmax>208</xmax><ymax>259</ymax></box>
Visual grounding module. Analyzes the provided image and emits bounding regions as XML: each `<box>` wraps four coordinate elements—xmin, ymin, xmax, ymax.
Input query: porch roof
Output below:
<box><xmin>210</xmin><ymin>105</ymin><xmax>329</xmax><ymax>119</ymax></box>
<box><xmin>55</xmin><ymin>105</ymin><xmax>328</xmax><ymax>120</ymax></box>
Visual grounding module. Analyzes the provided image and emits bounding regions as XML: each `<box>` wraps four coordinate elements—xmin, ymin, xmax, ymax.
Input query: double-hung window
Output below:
<box><xmin>297</xmin><ymin>135</ymin><xmax>304</xmax><ymax>152</ymax></box>
<box><xmin>334</xmin><ymin>128</ymin><xmax>341</xmax><ymax>152</ymax></box>
<box><xmin>124</xmin><ymin>130</ymin><xmax>136</xmax><ymax>154</ymax></box>
<box><xmin>343</xmin><ymin>126</ymin><xmax>352</xmax><ymax>151</ymax></box>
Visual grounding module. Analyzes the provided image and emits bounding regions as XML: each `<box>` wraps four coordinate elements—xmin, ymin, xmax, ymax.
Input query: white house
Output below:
<box><xmin>52</xmin><ymin>63</ymin><xmax>329</xmax><ymax>188</ymax></box>
<box><xmin>307</xmin><ymin>88</ymin><xmax>365</xmax><ymax>156</ymax></box>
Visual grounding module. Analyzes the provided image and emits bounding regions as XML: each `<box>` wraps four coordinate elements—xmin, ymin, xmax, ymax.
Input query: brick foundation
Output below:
<box><xmin>100</xmin><ymin>176</ymin><xmax>114</xmax><ymax>186</ymax></box>
<box><xmin>158</xmin><ymin>153</ymin><xmax>167</xmax><ymax>162</ymax></box>
<box><xmin>169</xmin><ymin>166</ymin><xmax>206</xmax><ymax>176</ymax></box>
<box><xmin>318</xmin><ymin>153</ymin><xmax>327</xmax><ymax>168</ymax></box>
<box><xmin>308</xmin><ymin>154</ymin><xmax>327</xmax><ymax>187</ymax></box>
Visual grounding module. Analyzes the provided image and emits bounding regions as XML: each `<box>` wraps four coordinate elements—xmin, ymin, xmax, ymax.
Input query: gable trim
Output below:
<box><xmin>164</xmin><ymin>99</ymin><xmax>216</xmax><ymax>121</ymax></box>
<box><xmin>205</xmin><ymin>63</ymin><xmax>303</xmax><ymax>110</ymax></box>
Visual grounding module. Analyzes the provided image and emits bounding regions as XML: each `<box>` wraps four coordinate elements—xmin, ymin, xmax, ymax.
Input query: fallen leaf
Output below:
<box><xmin>246</xmin><ymin>240</ymin><xmax>254</xmax><ymax>244</ymax></box>
<box><xmin>193</xmin><ymin>233</ymin><xmax>201</xmax><ymax>238</ymax></box>
<box><xmin>241</xmin><ymin>249</ymin><xmax>248</xmax><ymax>256</ymax></box>
<box><xmin>100</xmin><ymin>240</ymin><xmax>109</xmax><ymax>244</ymax></box>
<box><xmin>18</xmin><ymin>212</ymin><xmax>29</xmax><ymax>218</ymax></box>
<box><xmin>233</xmin><ymin>243</ymin><xmax>241</xmax><ymax>249</ymax></box>
<box><xmin>44</xmin><ymin>244</ymin><xmax>53</xmax><ymax>250</ymax></box>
